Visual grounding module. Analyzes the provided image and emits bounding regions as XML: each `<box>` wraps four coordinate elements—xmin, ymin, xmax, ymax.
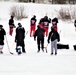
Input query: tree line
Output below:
<box><xmin>0</xmin><ymin>0</ymin><xmax>76</xmax><ymax>4</ymax></box>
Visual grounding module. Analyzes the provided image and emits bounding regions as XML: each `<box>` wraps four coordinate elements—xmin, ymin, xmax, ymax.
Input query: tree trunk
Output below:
<box><xmin>33</xmin><ymin>0</ymin><xmax>35</xmax><ymax>3</ymax></box>
<box><xmin>29</xmin><ymin>0</ymin><xmax>31</xmax><ymax>2</ymax></box>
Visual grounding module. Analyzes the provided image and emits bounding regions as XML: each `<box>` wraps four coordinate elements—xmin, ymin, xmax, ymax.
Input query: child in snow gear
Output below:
<box><xmin>0</xmin><ymin>25</ymin><xmax>6</xmax><ymax>54</ymax></box>
<box><xmin>30</xmin><ymin>15</ymin><xmax>37</xmax><ymax>37</ymax></box>
<box><xmin>15</xmin><ymin>23</ymin><xmax>26</xmax><ymax>54</ymax></box>
<box><xmin>34</xmin><ymin>25</ymin><xmax>45</xmax><ymax>52</ymax></box>
<box><xmin>9</xmin><ymin>16</ymin><xmax>15</xmax><ymax>36</ymax></box>
<box><xmin>47</xmin><ymin>26</ymin><xmax>60</xmax><ymax>55</ymax></box>
<box><xmin>43</xmin><ymin>16</ymin><xmax>51</xmax><ymax>37</ymax></box>
<box><xmin>74</xmin><ymin>20</ymin><xmax>76</xmax><ymax>31</ymax></box>
<box><xmin>52</xmin><ymin>17</ymin><xmax>58</xmax><ymax>32</ymax></box>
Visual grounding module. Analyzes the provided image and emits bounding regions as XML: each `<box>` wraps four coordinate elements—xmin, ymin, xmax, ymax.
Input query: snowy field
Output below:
<box><xmin>0</xmin><ymin>1</ymin><xmax>76</xmax><ymax>75</ymax></box>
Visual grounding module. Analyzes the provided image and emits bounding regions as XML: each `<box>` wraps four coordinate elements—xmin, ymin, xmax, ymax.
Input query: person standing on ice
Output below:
<box><xmin>47</xmin><ymin>26</ymin><xmax>60</xmax><ymax>55</ymax></box>
<box><xmin>43</xmin><ymin>16</ymin><xmax>51</xmax><ymax>37</ymax></box>
<box><xmin>30</xmin><ymin>15</ymin><xmax>37</xmax><ymax>37</ymax></box>
<box><xmin>34</xmin><ymin>25</ymin><xmax>45</xmax><ymax>52</ymax></box>
<box><xmin>9</xmin><ymin>15</ymin><xmax>15</xmax><ymax>36</ymax></box>
<box><xmin>0</xmin><ymin>25</ymin><xmax>6</xmax><ymax>54</ymax></box>
<box><xmin>52</xmin><ymin>17</ymin><xmax>58</xmax><ymax>32</ymax></box>
<box><xmin>15</xmin><ymin>23</ymin><xmax>26</xmax><ymax>54</ymax></box>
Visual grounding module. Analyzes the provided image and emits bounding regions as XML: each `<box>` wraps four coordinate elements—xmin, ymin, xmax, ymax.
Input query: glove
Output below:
<box><xmin>57</xmin><ymin>39</ymin><xmax>60</xmax><ymax>42</ymax></box>
<box><xmin>34</xmin><ymin>38</ymin><xmax>36</xmax><ymax>41</ymax></box>
<box><xmin>47</xmin><ymin>40</ymin><xmax>50</xmax><ymax>43</ymax></box>
<box><xmin>15</xmin><ymin>39</ymin><xmax>17</xmax><ymax>42</ymax></box>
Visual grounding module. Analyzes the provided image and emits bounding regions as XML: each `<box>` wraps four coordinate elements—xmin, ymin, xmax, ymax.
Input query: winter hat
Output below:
<box><xmin>37</xmin><ymin>25</ymin><xmax>40</xmax><ymax>29</ymax></box>
<box><xmin>52</xmin><ymin>17</ymin><xmax>58</xmax><ymax>23</ymax></box>
<box><xmin>33</xmin><ymin>15</ymin><xmax>36</xmax><ymax>18</ymax></box>
<box><xmin>44</xmin><ymin>16</ymin><xmax>48</xmax><ymax>19</ymax></box>
<box><xmin>0</xmin><ymin>25</ymin><xmax>3</xmax><ymax>27</ymax></box>
<box><xmin>11</xmin><ymin>15</ymin><xmax>14</xmax><ymax>19</ymax></box>
<box><xmin>18</xmin><ymin>23</ymin><xmax>22</xmax><ymax>27</ymax></box>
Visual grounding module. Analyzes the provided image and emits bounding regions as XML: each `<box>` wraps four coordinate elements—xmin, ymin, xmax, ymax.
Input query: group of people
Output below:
<box><xmin>31</xmin><ymin>15</ymin><xmax>60</xmax><ymax>55</ymax></box>
<box><xmin>30</xmin><ymin>15</ymin><xmax>51</xmax><ymax>37</ymax></box>
<box><xmin>0</xmin><ymin>16</ymin><xmax>26</xmax><ymax>55</ymax></box>
<box><xmin>0</xmin><ymin>15</ymin><xmax>60</xmax><ymax>55</ymax></box>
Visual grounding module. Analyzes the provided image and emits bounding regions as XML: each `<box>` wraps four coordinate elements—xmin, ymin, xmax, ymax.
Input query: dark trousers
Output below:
<box><xmin>37</xmin><ymin>38</ymin><xmax>44</xmax><ymax>51</ymax></box>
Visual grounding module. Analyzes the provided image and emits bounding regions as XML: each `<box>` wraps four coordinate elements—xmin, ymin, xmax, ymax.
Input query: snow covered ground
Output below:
<box><xmin>0</xmin><ymin>1</ymin><xmax>76</xmax><ymax>75</ymax></box>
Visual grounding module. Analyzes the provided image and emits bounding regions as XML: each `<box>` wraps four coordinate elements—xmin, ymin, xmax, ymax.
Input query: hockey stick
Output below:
<box><xmin>25</xmin><ymin>31</ymin><xmax>28</xmax><ymax>37</ymax></box>
<box><xmin>45</xmin><ymin>43</ymin><xmax>48</xmax><ymax>53</ymax></box>
<box><xmin>40</xmin><ymin>43</ymin><xmax>48</xmax><ymax>53</ymax></box>
<box><xmin>5</xmin><ymin>36</ymin><xmax>14</xmax><ymax>55</ymax></box>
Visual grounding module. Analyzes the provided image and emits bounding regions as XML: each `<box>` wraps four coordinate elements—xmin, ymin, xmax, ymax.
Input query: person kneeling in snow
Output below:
<box><xmin>15</xmin><ymin>23</ymin><xmax>26</xmax><ymax>54</ymax></box>
<box><xmin>47</xmin><ymin>26</ymin><xmax>60</xmax><ymax>55</ymax></box>
<box><xmin>0</xmin><ymin>25</ymin><xmax>6</xmax><ymax>54</ymax></box>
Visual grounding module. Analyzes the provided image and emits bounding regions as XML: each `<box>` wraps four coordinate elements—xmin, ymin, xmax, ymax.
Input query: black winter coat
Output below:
<box><xmin>48</xmin><ymin>30</ymin><xmax>60</xmax><ymax>42</ymax></box>
<box><xmin>30</xmin><ymin>17</ymin><xmax>37</xmax><ymax>25</ymax></box>
<box><xmin>43</xmin><ymin>18</ymin><xmax>51</xmax><ymax>28</ymax></box>
<box><xmin>34</xmin><ymin>27</ymin><xmax>45</xmax><ymax>40</ymax></box>
<box><xmin>9</xmin><ymin>19</ymin><xmax>14</xmax><ymax>27</ymax></box>
<box><xmin>15</xmin><ymin>26</ymin><xmax>25</xmax><ymax>44</ymax></box>
<box><xmin>0</xmin><ymin>28</ymin><xmax>6</xmax><ymax>45</ymax></box>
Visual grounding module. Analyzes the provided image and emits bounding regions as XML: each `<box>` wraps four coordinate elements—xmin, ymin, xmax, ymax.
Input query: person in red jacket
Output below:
<box><xmin>43</xmin><ymin>16</ymin><xmax>51</xmax><ymax>37</ymax></box>
<box><xmin>52</xmin><ymin>17</ymin><xmax>58</xmax><ymax>32</ymax></box>
<box><xmin>9</xmin><ymin>16</ymin><xmax>15</xmax><ymax>36</ymax></box>
<box><xmin>30</xmin><ymin>15</ymin><xmax>37</xmax><ymax>37</ymax></box>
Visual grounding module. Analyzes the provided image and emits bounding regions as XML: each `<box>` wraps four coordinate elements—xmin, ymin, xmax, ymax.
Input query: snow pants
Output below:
<box><xmin>44</xmin><ymin>27</ymin><xmax>48</xmax><ymax>37</ymax></box>
<box><xmin>30</xmin><ymin>25</ymin><xmax>36</xmax><ymax>37</ymax></box>
<box><xmin>9</xmin><ymin>27</ymin><xmax>13</xmax><ymax>36</ymax></box>
<box><xmin>51</xmin><ymin>39</ymin><xmax>57</xmax><ymax>54</ymax></box>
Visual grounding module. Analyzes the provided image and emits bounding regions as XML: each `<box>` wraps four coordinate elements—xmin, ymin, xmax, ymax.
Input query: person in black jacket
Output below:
<box><xmin>15</xmin><ymin>23</ymin><xmax>26</xmax><ymax>54</ymax></box>
<box><xmin>34</xmin><ymin>25</ymin><xmax>45</xmax><ymax>52</ymax></box>
<box><xmin>0</xmin><ymin>25</ymin><xmax>6</xmax><ymax>54</ymax></box>
<box><xmin>47</xmin><ymin>26</ymin><xmax>60</xmax><ymax>55</ymax></box>
<box><xmin>9</xmin><ymin>15</ymin><xmax>15</xmax><ymax>36</ymax></box>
